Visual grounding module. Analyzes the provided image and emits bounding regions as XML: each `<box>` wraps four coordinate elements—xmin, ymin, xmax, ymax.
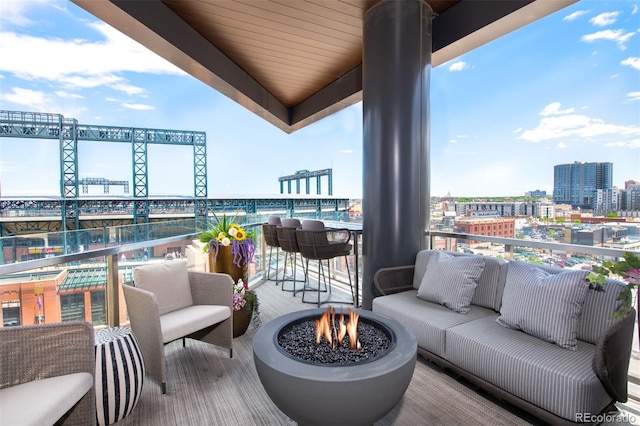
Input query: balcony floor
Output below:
<box><xmin>114</xmin><ymin>277</ymin><xmax>640</xmax><ymax>425</ymax></box>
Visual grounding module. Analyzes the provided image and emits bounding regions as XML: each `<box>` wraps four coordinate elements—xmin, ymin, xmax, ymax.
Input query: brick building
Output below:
<box><xmin>453</xmin><ymin>217</ymin><xmax>516</xmax><ymax>241</ymax></box>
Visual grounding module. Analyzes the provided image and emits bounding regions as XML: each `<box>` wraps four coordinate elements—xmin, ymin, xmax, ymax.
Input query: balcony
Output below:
<box><xmin>1</xmin><ymin>220</ymin><xmax>639</xmax><ymax>425</ymax></box>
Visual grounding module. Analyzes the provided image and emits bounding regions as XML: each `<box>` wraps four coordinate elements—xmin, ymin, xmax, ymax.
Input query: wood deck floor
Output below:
<box><xmin>114</xmin><ymin>277</ymin><xmax>640</xmax><ymax>425</ymax></box>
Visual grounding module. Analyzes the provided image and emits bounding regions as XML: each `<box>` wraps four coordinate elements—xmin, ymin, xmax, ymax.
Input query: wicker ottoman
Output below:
<box><xmin>95</xmin><ymin>327</ymin><xmax>145</xmax><ymax>426</ymax></box>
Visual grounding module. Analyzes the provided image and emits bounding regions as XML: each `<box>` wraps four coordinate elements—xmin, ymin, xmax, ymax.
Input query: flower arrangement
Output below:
<box><xmin>587</xmin><ymin>252</ymin><xmax>640</xmax><ymax>320</ymax></box>
<box><xmin>199</xmin><ymin>212</ymin><xmax>261</xmax><ymax>330</ymax></box>
<box><xmin>199</xmin><ymin>212</ymin><xmax>256</xmax><ymax>267</ymax></box>
<box><xmin>234</xmin><ymin>279</ymin><xmax>261</xmax><ymax>328</ymax></box>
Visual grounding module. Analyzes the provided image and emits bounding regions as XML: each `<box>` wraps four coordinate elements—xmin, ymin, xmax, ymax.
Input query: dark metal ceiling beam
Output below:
<box><xmin>110</xmin><ymin>0</ymin><xmax>290</xmax><ymax>131</ymax></box>
<box><xmin>432</xmin><ymin>0</ymin><xmax>534</xmax><ymax>52</ymax></box>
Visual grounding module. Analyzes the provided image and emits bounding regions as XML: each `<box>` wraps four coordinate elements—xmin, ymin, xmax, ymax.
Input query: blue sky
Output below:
<box><xmin>0</xmin><ymin>0</ymin><xmax>638</xmax><ymax>199</ymax></box>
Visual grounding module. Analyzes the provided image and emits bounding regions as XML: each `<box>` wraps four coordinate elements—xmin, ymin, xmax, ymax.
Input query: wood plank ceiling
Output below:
<box><xmin>162</xmin><ymin>0</ymin><xmax>458</xmax><ymax>108</ymax></box>
<box><xmin>71</xmin><ymin>0</ymin><xmax>576</xmax><ymax>133</ymax></box>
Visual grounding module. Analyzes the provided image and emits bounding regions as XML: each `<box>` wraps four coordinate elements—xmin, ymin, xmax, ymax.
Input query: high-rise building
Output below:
<box><xmin>553</xmin><ymin>162</ymin><xmax>613</xmax><ymax>209</ymax></box>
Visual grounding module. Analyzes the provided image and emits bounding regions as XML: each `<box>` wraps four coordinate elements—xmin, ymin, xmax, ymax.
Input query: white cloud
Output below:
<box><xmin>448</xmin><ymin>61</ymin><xmax>469</xmax><ymax>72</ymax></box>
<box><xmin>557</xmin><ymin>142</ymin><xmax>568</xmax><ymax>149</ymax></box>
<box><xmin>626</xmin><ymin>92</ymin><xmax>640</xmax><ymax>102</ymax></box>
<box><xmin>0</xmin><ymin>0</ymin><xmax>61</xmax><ymax>26</ymax></box>
<box><xmin>563</xmin><ymin>10</ymin><xmax>588</xmax><ymax>21</ymax></box>
<box><xmin>448</xmin><ymin>139</ymin><xmax>457</xmax><ymax>144</ymax></box>
<box><xmin>539</xmin><ymin>102</ymin><xmax>575</xmax><ymax>116</ymax></box>
<box><xmin>55</xmin><ymin>91</ymin><xmax>83</xmax><ymax>99</ymax></box>
<box><xmin>621</xmin><ymin>57</ymin><xmax>640</xmax><ymax>70</ymax></box>
<box><xmin>122</xmin><ymin>103</ymin><xmax>154</xmax><ymax>110</ymax></box>
<box><xmin>0</xmin><ymin>23</ymin><xmax>185</xmax><ymax>96</ymax></box>
<box><xmin>632</xmin><ymin>5</ymin><xmax>638</xmax><ymax>15</ymax></box>
<box><xmin>111</xmin><ymin>83</ymin><xmax>147</xmax><ymax>96</ymax></box>
<box><xmin>513</xmin><ymin>127</ymin><xmax>522</xmax><ymax>133</ymax></box>
<box><xmin>589</xmin><ymin>11</ymin><xmax>620</xmax><ymax>27</ymax></box>
<box><xmin>604</xmin><ymin>139</ymin><xmax>640</xmax><ymax>149</ymax></box>
<box><xmin>3</xmin><ymin>87</ymin><xmax>49</xmax><ymax>109</ymax></box>
<box><xmin>581</xmin><ymin>29</ymin><xmax>635</xmax><ymax>50</ymax></box>
<box><xmin>520</xmin><ymin>106</ymin><xmax>640</xmax><ymax>144</ymax></box>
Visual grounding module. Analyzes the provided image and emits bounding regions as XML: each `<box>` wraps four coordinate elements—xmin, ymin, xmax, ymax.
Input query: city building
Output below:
<box><xmin>453</xmin><ymin>217</ymin><xmax>516</xmax><ymax>240</ymax></box>
<box><xmin>525</xmin><ymin>190</ymin><xmax>547</xmax><ymax>197</ymax></box>
<box><xmin>454</xmin><ymin>201</ymin><xmax>540</xmax><ymax>218</ymax></box>
<box><xmin>625</xmin><ymin>180</ymin><xmax>640</xmax><ymax>190</ymax></box>
<box><xmin>553</xmin><ymin>162</ymin><xmax>613</xmax><ymax>210</ymax></box>
<box><xmin>595</xmin><ymin>188</ymin><xmax>622</xmax><ymax>214</ymax></box>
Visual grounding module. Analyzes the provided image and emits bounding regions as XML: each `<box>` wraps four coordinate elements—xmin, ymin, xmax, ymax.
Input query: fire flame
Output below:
<box><xmin>315</xmin><ymin>307</ymin><xmax>361</xmax><ymax>350</ymax></box>
<box><xmin>347</xmin><ymin>309</ymin><xmax>361</xmax><ymax>350</ymax></box>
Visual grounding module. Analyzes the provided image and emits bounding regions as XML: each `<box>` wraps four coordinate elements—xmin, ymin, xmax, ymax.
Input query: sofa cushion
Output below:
<box><xmin>579</xmin><ymin>278</ymin><xmax>627</xmax><ymax>344</ymax></box>
<box><xmin>472</xmin><ymin>256</ymin><xmax>509</xmax><ymax>311</ymax></box>
<box><xmin>446</xmin><ymin>315</ymin><xmax>612</xmax><ymax>422</ymax></box>
<box><xmin>496</xmin><ymin>261</ymin><xmax>589</xmax><ymax>350</ymax></box>
<box><xmin>412</xmin><ymin>250</ymin><xmax>507</xmax><ymax>311</ymax></box>
<box><xmin>523</xmin><ymin>263</ymin><xmax>627</xmax><ymax>345</ymax></box>
<box><xmin>372</xmin><ymin>290</ymin><xmax>495</xmax><ymax>358</ymax></box>
<box><xmin>134</xmin><ymin>261</ymin><xmax>193</xmax><ymax>315</ymax></box>
<box><xmin>417</xmin><ymin>251</ymin><xmax>485</xmax><ymax>314</ymax></box>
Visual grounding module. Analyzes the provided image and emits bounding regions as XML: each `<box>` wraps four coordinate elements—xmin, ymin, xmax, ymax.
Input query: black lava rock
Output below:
<box><xmin>277</xmin><ymin>318</ymin><xmax>391</xmax><ymax>365</ymax></box>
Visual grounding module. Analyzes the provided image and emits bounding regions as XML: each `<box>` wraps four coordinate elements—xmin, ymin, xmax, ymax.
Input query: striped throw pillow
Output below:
<box><xmin>496</xmin><ymin>261</ymin><xmax>589</xmax><ymax>350</ymax></box>
<box><xmin>417</xmin><ymin>251</ymin><xmax>485</xmax><ymax>314</ymax></box>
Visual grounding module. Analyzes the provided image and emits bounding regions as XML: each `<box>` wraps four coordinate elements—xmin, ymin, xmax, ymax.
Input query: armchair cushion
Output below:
<box><xmin>0</xmin><ymin>321</ymin><xmax>95</xmax><ymax>425</ymax></box>
<box><xmin>0</xmin><ymin>372</ymin><xmax>93</xmax><ymax>426</ymax></box>
<box><xmin>160</xmin><ymin>305</ymin><xmax>231</xmax><ymax>343</ymax></box>
<box><xmin>134</xmin><ymin>260</ymin><xmax>193</xmax><ymax>315</ymax></box>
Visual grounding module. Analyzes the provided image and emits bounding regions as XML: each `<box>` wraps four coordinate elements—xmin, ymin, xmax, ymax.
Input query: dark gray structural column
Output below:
<box><xmin>362</xmin><ymin>0</ymin><xmax>432</xmax><ymax>309</ymax></box>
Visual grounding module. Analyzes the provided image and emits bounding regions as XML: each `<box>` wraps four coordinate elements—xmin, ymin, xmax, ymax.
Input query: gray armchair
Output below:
<box><xmin>123</xmin><ymin>260</ymin><xmax>233</xmax><ymax>394</ymax></box>
<box><xmin>0</xmin><ymin>321</ymin><xmax>96</xmax><ymax>426</ymax></box>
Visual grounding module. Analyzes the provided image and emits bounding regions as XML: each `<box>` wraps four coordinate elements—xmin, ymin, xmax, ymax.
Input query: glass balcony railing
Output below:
<box><xmin>0</xmin><ymin>211</ymin><xmax>357</xmax><ymax>328</ymax></box>
<box><xmin>0</xmin><ymin>222</ymin><xmax>637</xmax><ymax>397</ymax></box>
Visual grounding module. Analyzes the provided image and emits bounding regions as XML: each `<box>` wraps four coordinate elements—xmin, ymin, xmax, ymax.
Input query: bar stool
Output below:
<box><xmin>276</xmin><ymin>218</ymin><xmax>305</xmax><ymax>294</ymax></box>
<box><xmin>296</xmin><ymin>219</ymin><xmax>354</xmax><ymax>307</ymax></box>
<box><xmin>261</xmin><ymin>216</ymin><xmax>281</xmax><ymax>282</ymax></box>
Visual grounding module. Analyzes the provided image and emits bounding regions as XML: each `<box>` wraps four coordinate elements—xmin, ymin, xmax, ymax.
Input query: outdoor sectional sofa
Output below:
<box><xmin>372</xmin><ymin>249</ymin><xmax>635</xmax><ymax>425</ymax></box>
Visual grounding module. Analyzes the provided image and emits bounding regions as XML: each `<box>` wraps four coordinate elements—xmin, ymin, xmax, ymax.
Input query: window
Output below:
<box><xmin>2</xmin><ymin>301</ymin><xmax>20</xmax><ymax>327</ymax></box>
<box><xmin>60</xmin><ymin>293</ymin><xmax>85</xmax><ymax>322</ymax></box>
<box><xmin>90</xmin><ymin>290</ymin><xmax>106</xmax><ymax>326</ymax></box>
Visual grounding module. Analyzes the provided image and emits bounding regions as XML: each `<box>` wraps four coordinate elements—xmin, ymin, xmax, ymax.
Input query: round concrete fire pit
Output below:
<box><xmin>253</xmin><ymin>308</ymin><xmax>417</xmax><ymax>426</ymax></box>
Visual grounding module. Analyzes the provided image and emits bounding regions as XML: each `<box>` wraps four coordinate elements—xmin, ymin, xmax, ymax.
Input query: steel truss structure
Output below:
<box><xmin>0</xmin><ymin>110</ymin><xmax>207</xmax><ymax>230</ymax></box>
<box><xmin>279</xmin><ymin>168</ymin><xmax>333</xmax><ymax>195</ymax></box>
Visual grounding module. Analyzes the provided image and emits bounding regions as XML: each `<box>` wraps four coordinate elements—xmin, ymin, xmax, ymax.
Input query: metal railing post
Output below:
<box><xmin>106</xmin><ymin>253</ymin><xmax>120</xmax><ymax>326</ymax></box>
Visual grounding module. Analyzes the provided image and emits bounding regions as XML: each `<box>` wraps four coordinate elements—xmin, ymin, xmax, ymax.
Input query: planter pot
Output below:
<box><xmin>233</xmin><ymin>300</ymin><xmax>253</xmax><ymax>338</ymax></box>
<box><xmin>209</xmin><ymin>245</ymin><xmax>249</xmax><ymax>285</ymax></box>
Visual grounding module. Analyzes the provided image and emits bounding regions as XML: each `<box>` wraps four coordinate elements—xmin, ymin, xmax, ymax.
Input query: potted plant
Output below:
<box><xmin>199</xmin><ymin>212</ymin><xmax>256</xmax><ymax>283</ymax></box>
<box><xmin>586</xmin><ymin>251</ymin><xmax>640</xmax><ymax>320</ymax></box>
<box><xmin>233</xmin><ymin>279</ymin><xmax>261</xmax><ymax>332</ymax></box>
<box><xmin>199</xmin><ymin>212</ymin><xmax>259</xmax><ymax>336</ymax></box>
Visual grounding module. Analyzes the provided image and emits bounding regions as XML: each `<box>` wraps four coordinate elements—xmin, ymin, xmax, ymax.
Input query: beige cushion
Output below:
<box><xmin>160</xmin><ymin>305</ymin><xmax>231</xmax><ymax>343</ymax></box>
<box><xmin>0</xmin><ymin>372</ymin><xmax>93</xmax><ymax>426</ymax></box>
<box><xmin>134</xmin><ymin>261</ymin><xmax>193</xmax><ymax>315</ymax></box>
